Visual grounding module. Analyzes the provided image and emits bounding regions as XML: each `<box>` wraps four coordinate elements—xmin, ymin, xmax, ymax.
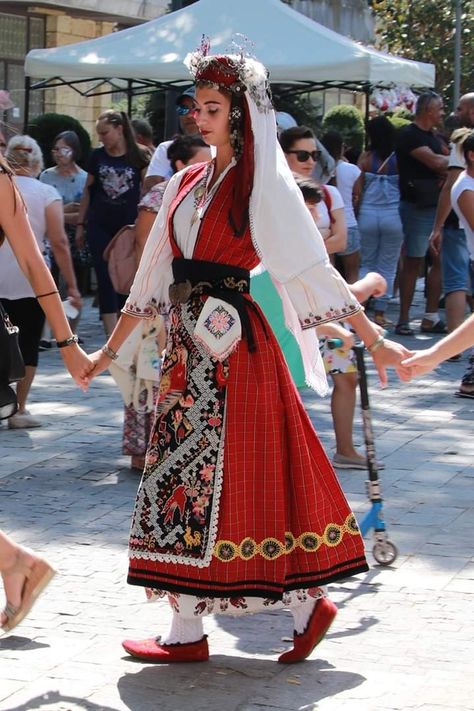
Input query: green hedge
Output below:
<box><xmin>321</xmin><ymin>105</ymin><xmax>365</xmax><ymax>157</ymax></box>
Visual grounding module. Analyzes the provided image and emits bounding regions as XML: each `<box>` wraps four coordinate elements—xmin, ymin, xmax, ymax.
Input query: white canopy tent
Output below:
<box><xmin>25</xmin><ymin>0</ymin><xmax>435</xmax><ymax>94</ymax></box>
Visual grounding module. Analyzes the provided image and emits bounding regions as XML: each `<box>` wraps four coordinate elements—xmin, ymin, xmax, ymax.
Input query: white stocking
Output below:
<box><xmin>160</xmin><ymin>610</ymin><xmax>204</xmax><ymax>645</ymax></box>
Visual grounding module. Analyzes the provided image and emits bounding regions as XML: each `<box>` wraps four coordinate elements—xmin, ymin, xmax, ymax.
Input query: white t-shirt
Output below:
<box><xmin>335</xmin><ymin>160</ymin><xmax>361</xmax><ymax>228</ymax></box>
<box><xmin>315</xmin><ymin>185</ymin><xmax>344</xmax><ymax>230</ymax></box>
<box><xmin>451</xmin><ymin>171</ymin><xmax>474</xmax><ymax>258</ymax></box>
<box><xmin>0</xmin><ymin>176</ymin><xmax>61</xmax><ymax>299</ymax></box>
<box><xmin>145</xmin><ymin>140</ymin><xmax>173</xmax><ymax>180</ymax></box>
<box><xmin>448</xmin><ymin>141</ymin><xmax>465</xmax><ymax>170</ymax></box>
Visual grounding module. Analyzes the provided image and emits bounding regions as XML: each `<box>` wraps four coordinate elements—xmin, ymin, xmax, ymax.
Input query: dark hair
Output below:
<box><xmin>416</xmin><ymin>91</ymin><xmax>442</xmax><ymax>117</ymax></box>
<box><xmin>321</xmin><ymin>130</ymin><xmax>344</xmax><ymax>161</ymax></box>
<box><xmin>294</xmin><ymin>175</ymin><xmax>323</xmax><ymax>204</ymax></box>
<box><xmin>54</xmin><ymin>130</ymin><xmax>82</xmax><ymax>161</ymax></box>
<box><xmin>131</xmin><ymin>118</ymin><xmax>154</xmax><ymax>142</ymax></box>
<box><xmin>97</xmin><ymin>110</ymin><xmax>149</xmax><ymax>170</ymax></box>
<box><xmin>366</xmin><ymin>116</ymin><xmax>396</xmax><ymax>161</ymax></box>
<box><xmin>167</xmin><ymin>135</ymin><xmax>208</xmax><ymax>173</ymax></box>
<box><xmin>279</xmin><ymin>125</ymin><xmax>314</xmax><ymax>153</ymax></box>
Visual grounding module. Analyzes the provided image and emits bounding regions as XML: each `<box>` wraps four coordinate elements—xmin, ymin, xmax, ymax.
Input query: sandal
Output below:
<box><xmin>395</xmin><ymin>322</ymin><xmax>414</xmax><ymax>336</ymax></box>
<box><xmin>374</xmin><ymin>313</ymin><xmax>394</xmax><ymax>328</ymax></box>
<box><xmin>1</xmin><ymin>548</ymin><xmax>56</xmax><ymax>633</ymax></box>
<box><xmin>420</xmin><ymin>319</ymin><xmax>447</xmax><ymax>334</ymax></box>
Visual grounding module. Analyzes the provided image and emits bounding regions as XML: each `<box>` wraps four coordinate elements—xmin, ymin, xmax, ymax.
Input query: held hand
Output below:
<box><xmin>370</xmin><ymin>338</ymin><xmax>414</xmax><ymax>386</ymax></box>
<box><xmin>83</xmin><ymin>349</ymin><xmax>113</xmax><ymax>384</ymax></box>
<box><xmin>401</xmin><ymin>347</ymin><xmax>441</xmax><ymax>378</ymax></box>
<box><xmin>339</xmin><ymin>329</ymin><xmax>355</xmax><ymax>352</ymax></box>
<box><xmin>59</xmin><ymin>345</ymin><xmax>94</xmax><ymax>391</ymax></box>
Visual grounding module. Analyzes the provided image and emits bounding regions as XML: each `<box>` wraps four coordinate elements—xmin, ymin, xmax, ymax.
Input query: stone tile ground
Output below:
<box><xmin>0</xmin><ymin>293</ymin><xmax>473</xmax><ymax>711</ymax></box>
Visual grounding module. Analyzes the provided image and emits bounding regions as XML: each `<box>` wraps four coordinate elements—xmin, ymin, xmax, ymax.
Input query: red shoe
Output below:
<box><xmin>278</xmin><ymin>597</ymin><xmax>337</xmax><ymax>664</ymax></box>
<box><xmin>122</xmin><ymin>636</ymin><xmax>209</xmax><ymax>663</ymax></box>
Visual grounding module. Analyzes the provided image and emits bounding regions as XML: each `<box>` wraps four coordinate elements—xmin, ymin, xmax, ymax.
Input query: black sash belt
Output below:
<box><xmin>169</xmin><ymin>258</ymin><xmax>267</xmax><ymax>352</ymax></box>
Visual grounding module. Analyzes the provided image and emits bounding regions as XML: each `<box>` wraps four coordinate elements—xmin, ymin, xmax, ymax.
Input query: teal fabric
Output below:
<box><xmin>250</xmin><ymin>270</ymin><xmax>306</xmax><ymax>388</ymax></box>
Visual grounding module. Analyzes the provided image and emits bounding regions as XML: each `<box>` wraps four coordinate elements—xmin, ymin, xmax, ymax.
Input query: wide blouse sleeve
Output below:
<box><xmin>251</xmin><ymin>167</ymin><xmax>361</xmax><ymax>331</ymax></box>
<box><xmin>122</xmin><ymin>171</ymin><xmax>182</xmax><ymax>319</ymax></box>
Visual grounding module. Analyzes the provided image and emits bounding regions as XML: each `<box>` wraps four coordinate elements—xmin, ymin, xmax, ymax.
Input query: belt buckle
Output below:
<box><xmin>169</xmin><ymin>279</ymin><xmax>193</xmax><ymax>305</ymax></box>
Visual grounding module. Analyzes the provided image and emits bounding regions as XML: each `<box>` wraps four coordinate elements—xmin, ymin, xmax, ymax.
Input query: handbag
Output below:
<box><xmin>0</xmin><ymin>301</ymin><xmax>25</xmax><ymax>384</ymax></box>
<box><xmin>408</xmin><ymin>178</ymin><xmax>442</xmax><ymax>209</ymax></box>
<box><xmin>103</xmin><ymin>225</ymin><xmax>138</xmax><ymax>295</ymax></box>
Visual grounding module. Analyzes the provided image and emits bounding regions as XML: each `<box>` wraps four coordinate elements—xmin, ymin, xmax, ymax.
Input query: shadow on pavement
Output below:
<box><xmin>0</xmin><ymin>690</ymin><xmax>119</xmax><ymax>711</ymax></box>
<box><xmin>117</xmin><ymin>656</ymin><xmax>366</xmax><ymax>710</ymax></box>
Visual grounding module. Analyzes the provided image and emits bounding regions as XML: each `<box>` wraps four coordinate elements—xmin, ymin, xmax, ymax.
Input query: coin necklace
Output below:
<box><xmin>191</xmin><ymin>161</ymin><xmax>214</xmax><ymax>225</ymax></box>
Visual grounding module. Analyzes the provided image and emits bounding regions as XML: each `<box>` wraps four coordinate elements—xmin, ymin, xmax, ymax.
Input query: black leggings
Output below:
<box><xmin>0</xmin><ymin>297</ymin><xmax>45</xmax><ymax>367</ymax></box>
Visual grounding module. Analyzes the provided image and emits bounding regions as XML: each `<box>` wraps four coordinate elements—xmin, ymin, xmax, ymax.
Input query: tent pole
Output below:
<box><xmin>23</xmin><ymin>75</ymin><xmax>31</xmax><ymax>132</ymax></box>
<box><xmin>127</xmin><ymin>80</ymin><xmax>133</xmax><ymax>117</ymax></box>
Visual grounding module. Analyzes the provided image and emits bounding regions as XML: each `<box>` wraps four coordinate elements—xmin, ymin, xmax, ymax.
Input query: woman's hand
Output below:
<box><xmin>370</xmin><ymin>339</ymin><xmax>414</xmax><ymax>386</ymax></box>
<box><xmin>83</xmin><ymin>350</ymin><xmax>113</xmax><ymax>383</ymax></box>
<box><xmin>67</xmin><ymin>287</ymin><xmax>82</xmax><ymax>310</ymax></box>
<box><xmin>59</xmin><ymin>345</ymin><xmax>94</xmax><ymax>391</ymax></box>
<box><xmin>401</xmin><ymin>347</ymin><xmax>441</xmax><ymax>378</ymax></box>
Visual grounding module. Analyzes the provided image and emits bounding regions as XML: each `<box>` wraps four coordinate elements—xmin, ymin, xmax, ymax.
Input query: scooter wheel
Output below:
<box><xmin>372</xmin><ymin>540</ymin><xmax>398</xmax><ymax>566</ymax></box>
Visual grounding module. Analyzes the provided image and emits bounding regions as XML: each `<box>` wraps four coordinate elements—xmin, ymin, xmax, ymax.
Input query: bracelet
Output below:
<box><xmin>56</xmin><ymin>334</ymin><xmax>79</xmax><ymax>349</ymax></box>
<box><xmin>101</xmin><ymin>344</ymin><xmax>119</xmax><ymax>361</ymax></box>
<box><xmin>36</xmin><ymin>290</ymin><xmax>59</xmax><ymax>299</ymax></box>
<box><xmin>367</xmin><ymin>334</ymin><xmax>385</xmax><ymax>353</ymax></box>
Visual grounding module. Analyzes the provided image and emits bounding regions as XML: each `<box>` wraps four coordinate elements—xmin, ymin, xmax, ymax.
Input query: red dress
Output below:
<box><xmin>127</xmin><ymin>164</ymin><xmax>368</xmax><ymax>599</ymax></box>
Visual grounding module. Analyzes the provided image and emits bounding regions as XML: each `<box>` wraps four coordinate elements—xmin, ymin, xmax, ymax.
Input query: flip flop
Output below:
<box><xmin>395</xmin><ymin>323</ymin><xmax>414</xmax><ymax>336</ymax></box>
<box><xmin>454</xmin><ymin>390</ymin><xmax>474</xmax><ymax>399</ymax></box>
<box><xmin>420</xmin><ymin>320</ymin><xmax>447</xmax><ymax>334</ymax></box>
<box><xmin>1</xmin><ymin>551</ymin><xmax>56</xmax><ymax>633</ymax></box>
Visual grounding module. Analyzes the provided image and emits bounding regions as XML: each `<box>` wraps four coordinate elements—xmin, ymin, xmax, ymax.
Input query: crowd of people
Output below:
<box><xmin>0</xmin><ymin>52</ymin><xmax>473</xmax><ymax>667</ymax></box>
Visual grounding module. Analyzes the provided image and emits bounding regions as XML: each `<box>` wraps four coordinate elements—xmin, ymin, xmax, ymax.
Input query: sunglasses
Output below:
<box><xmin>176</xmin><ymin>105</ymin><xmax>194</xmax><ymax>116</ymax></box>
<box><xmin>286</xmin><ymin>149</ymin><xmax>321</xmax><ymax>162</ymax></box>
<box><xmin>0</xmin><ymin>142</ymin><xmax>6</xmax><ymax>149</ymax></box>
<box><xmin>52</xmin><ymin>147</ymin><xmax>72</xmax><ymax>156</ymax></box>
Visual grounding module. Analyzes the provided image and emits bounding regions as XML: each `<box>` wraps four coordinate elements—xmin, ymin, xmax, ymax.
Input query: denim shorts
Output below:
<box><xmin>337</xmin><ymin>225</ymin><xmax>360</xmax><ymax>256</ymax></box>
<box><xmin>399</xmin><ymin>201</ymin><xmax>436</xmax><ymax>258</ymax></box>
<box><xmin>441</xmin><ymin>226</ymin><xmax>474</xmax><ymax>294</ymax></box>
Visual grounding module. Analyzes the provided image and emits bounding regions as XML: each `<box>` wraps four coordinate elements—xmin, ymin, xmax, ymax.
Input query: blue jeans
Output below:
<box><xmin>399</xmin><ymin>201</ymin><xmax>436</xmax><ymax>258</ymax></box>
<box><xmin>359</xmin><ymin>205</ymin><xmax>404</xmax><ymax>311</ymax></box>
<box><xmin>441</xmin><ymin>227</ymin><xmax>473</xmax><ymax>295</ymax></box>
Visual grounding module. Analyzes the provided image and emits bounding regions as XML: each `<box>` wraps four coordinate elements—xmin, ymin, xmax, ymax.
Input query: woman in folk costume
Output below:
<box><xmin>84</xmin><ymin>43</ymin><xmax>411</xmax><ymax>664</ymax></box>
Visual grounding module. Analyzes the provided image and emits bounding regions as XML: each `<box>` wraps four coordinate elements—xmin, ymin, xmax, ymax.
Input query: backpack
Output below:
<box><xmin>103</xmin><ymin>225</ymin><xmax>138</xmax><ymax>295</ymax></box>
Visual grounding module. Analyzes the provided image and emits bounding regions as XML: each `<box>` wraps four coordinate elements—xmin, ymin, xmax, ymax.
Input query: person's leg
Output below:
<box><xmin>337</xmin><ymin>226</ymin><xmax>360</xmax><ymax>283</ymax></box>
<box><xmin>1</xmin><ymin>298</ymin><xmax>44</xmax><ymax>426</ymax></box>
<box><xmin>86</xmin><ymin>224</ymin><xmax>121</xmax><ymax>336</ymax></box>
<box><xmin>373</xmin><ymin>209</ymin><xmax>404</xmax><ymax>318</ymax></box>
<box><xmin>441</xmin><ymin>226</ymin><xmax>470</xmax><ymax>333</ymax></box>
<box><xmin>331</xmin><ymin>372</ymin><xmax>362</xmax><ymax>461</ymax></box>
<box><xmin>423</xmin><ymin>251</ymin><xmax>443</xmax><ymax>327</ymax></box>
<box><xmin>359</xmin><ymin>207</ymin><xmax>379</xmax><ymax>278</ymax></box>
<box><xmin>0</xmin><ymin>530</ymin><xmax>55</xmax><ymax>631</ymax></box>
<box><xmin>340</xmin><ymin>251</ymin><xmax>360</xmax><ymax>284</ymax></box>
<box><xmin>397</xmin><ymin>202</ymin><xmax>431</xmax><ymax>331</ymax></box>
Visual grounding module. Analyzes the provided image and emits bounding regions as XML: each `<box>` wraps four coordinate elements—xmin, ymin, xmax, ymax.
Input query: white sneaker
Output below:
<box><xmin>8</xmin><ymin>411</ymin><xmax>42</xmax><ymax>429</ymax></box>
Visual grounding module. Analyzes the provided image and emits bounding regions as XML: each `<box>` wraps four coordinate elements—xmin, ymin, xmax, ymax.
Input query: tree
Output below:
<box><xmin>370</xmin><ymin>0</ymin><xmax>473</xmax><ymax>106</ymax></box>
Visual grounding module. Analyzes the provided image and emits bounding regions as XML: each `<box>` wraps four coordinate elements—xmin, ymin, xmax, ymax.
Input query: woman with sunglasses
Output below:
<box><xmin>75</xmin><ymin>110</ymin><xmax>149</xmax><ymax>337</ymax></box>
<box><xmin>144</xmin><ymin>88</ymin><xmax>199</xmax><ymax>192</ymax></box>
<box><xmin>40</xmin><ymin>131</ymin><xmax>89</xmax><ymax>296</ymax></box>
<box><xmin>280</xmin><ymin>125</ymin><xmax>347</xmax><ymax>257</ymax></box>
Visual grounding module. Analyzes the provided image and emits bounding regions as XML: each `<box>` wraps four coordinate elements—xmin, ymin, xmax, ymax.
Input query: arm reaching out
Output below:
<box><xmin>402</xmin><ymin>314</ymin><xmax>474</xmax><ymax>376</ymax></box>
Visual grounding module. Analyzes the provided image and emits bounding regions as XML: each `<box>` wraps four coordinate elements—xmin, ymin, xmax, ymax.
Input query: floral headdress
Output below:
<box><xmin>184</xmin><ymin>36</ymin><xmax>273</xmax><ymax>114</ymax></box>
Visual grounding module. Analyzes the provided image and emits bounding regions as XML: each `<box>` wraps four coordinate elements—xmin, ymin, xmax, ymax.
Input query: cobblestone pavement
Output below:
<box><xmin>0</xmin><ymin>292</ymin><xmax>473</xmax><ymax>711</ymax></box>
